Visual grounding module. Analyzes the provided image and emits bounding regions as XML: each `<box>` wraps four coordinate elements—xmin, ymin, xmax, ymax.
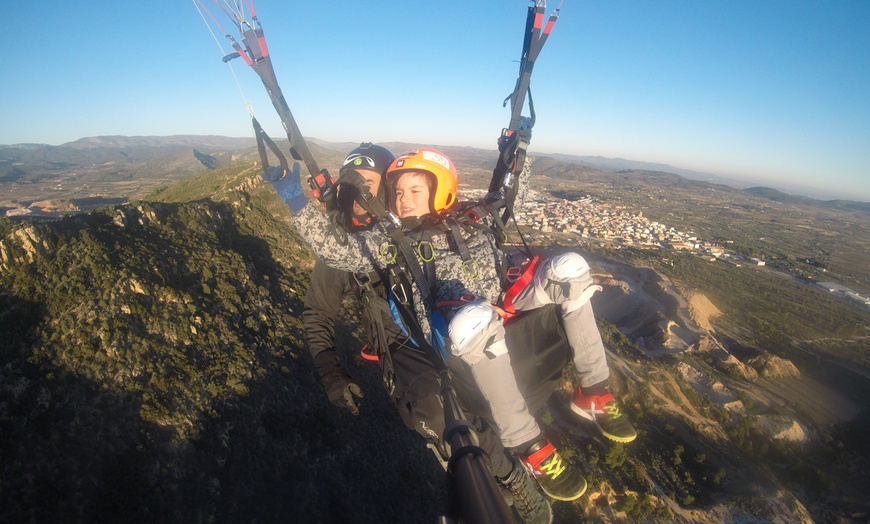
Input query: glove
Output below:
<box><xmin>335</xmin><ymin>169</ymin><xmax>373</xmax><ymax>199</ymax></box>
<box><xmin>336</xmin><ymin>168</ymin><xmax>369</xmax><ymax>187</ymax></box>
<box><xmin>313</xmin><ymin>350</ymin><xmax>364</xmax><ymax>415</ymax></box>
<box><xmin>263</xmin><ymin>161</ymin><xmax>308</xmax><ymax>213</ymax></box>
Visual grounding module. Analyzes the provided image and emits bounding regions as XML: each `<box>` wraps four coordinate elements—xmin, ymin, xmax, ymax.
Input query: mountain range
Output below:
<box><xmin>4</xmin><ymin>135</ymin><xmax>868</xmax><ymax>208</ymax></box>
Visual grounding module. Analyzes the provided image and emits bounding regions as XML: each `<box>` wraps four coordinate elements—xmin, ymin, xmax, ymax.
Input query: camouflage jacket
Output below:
<box><xmin>291</xmin><ymin>201</ymin><xmax>511</xmax><ymax>336</ymax></box>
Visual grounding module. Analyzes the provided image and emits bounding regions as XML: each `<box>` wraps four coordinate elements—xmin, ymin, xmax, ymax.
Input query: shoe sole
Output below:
<box><xmin>570</xmin><ymin>403</ymin><xmax>638</xmax><ymax>443</ymax></box>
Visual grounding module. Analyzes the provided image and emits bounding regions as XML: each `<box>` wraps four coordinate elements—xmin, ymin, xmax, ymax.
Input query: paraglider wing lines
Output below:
<box><xmin>192</xmin><ymin>0</ymin><xmax>323</xmax><ymax>178</ymax></box>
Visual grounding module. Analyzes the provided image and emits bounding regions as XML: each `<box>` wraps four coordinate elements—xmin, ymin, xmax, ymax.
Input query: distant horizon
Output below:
<box><xmin>3</xmin><ymin>2</ymin><xmax>869</xmax><ymax>208</ymax></box>
<box><xmin>3</xmin><ymin>132</ymin><xmax>866</xmax><ymax>205</ymax></box>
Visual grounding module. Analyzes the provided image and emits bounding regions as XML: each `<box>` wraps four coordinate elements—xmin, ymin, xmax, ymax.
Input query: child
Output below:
<box><xmin>388</xmin><ymin>151</ymin><xmax>636</xmax><ymax>444</ymax></box>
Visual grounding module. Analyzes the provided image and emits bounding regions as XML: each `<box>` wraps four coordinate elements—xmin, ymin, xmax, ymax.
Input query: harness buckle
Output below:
<box><xmin>380</xmin><ymin>242</ymin><xmax>398</xmax><ymax>264</ymax></box>
<box><xmin>387</xmin><ymin>211</ymin><xmax>403</xmax><ymax>230</ymax></box>
<box><xmin>352</xmin><ymin>272</ymin><xmax>371</xmax><ymax>287</ymax></box>
<box><xmin>417</xmin><ymin>241</ymin><xmax>435</xmax><ymax>262</ymax></box>
<box><xmin>462</xmin><ymin>259</ymin><xmax>480</xmax><ymax>281</ymax></box>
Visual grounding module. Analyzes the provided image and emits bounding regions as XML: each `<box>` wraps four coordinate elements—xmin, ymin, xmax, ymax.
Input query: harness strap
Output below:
<box><xmin>488</xmin><ymin>2</ymin><xmax>561</xmax><ymax>255</ymax></box>
<box><xmin>501</xmin><ymin>255</ymin><xmax>542</xmax><ymax>319</ymax></box>
<box><xmin>252</xmin><ymin>117</ymin><xmax>289</xmax><ymax>177</ymax></box>
<box><xmin>504</xmin><ymin>2</ymin><xmax>560</xmax><ymax>131</ymax></box>
<box><xmin>353</xmin><ymin>271</ymin><xmax>397</xmax><ymax>391</ymax></box>
<box><xmin>444</xmin><ymin>217</ymin><xmax>472</xmax><ymax>263</ymax></box>
<box><xmin>388</xmin><ymin>268</ymin><xmax>450</xmax><ymax>373</ymax></box>
<box><xmin>418</xmin><ymin>229</ymin><xmax>438</xmax><ymax>304</ymax></box>
<box><xmin>394</xmin><ymin>234</ymin><xmax>437</xmax><ymax>318</ymax></box>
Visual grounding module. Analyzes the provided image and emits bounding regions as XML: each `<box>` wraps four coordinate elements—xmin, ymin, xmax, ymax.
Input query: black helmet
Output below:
<box><xmin>339</xmin><ymin>143</ymin><xmax>396</xmax><ymax>178</ymax></box>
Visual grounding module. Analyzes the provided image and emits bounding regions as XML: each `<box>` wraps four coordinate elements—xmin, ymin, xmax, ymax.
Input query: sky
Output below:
<box><xmin>2</xmin><ymin>1</ymin><xmax>869</xmax><ymax>202</ymax></box>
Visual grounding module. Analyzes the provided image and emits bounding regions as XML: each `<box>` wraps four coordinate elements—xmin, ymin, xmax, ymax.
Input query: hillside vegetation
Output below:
<box><xmin>2</xmin><ymin>152</ymin><xmax>869</xmax><ymax>523</ymax></box>
<box><xmin>1</xmin><ymin>163</ymin><xmax>446</xmax><ymax>523</ymax></box>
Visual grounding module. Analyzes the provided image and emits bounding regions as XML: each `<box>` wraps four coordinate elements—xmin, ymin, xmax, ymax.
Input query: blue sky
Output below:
<box><xmin>2</xmin><ymin>1</ymin><xmax>869</xmax><ymax>202</ymax></box>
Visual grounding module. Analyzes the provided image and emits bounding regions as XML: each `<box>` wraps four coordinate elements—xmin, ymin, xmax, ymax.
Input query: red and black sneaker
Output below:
<box><xmin>521</xmin><ymin>441</ymin><xmax>587</xmax><ymax>502</ymax></box>
<box><xmin>570</xmin><ymin>390</ymin><xmax>637</xmax><ymax>443</ymax></box>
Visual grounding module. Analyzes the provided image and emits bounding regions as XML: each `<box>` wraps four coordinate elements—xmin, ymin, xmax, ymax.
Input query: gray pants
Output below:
<box><xmin>510</xmin><ymin>252</ymin><xmax>609</xmax><ymax>388</ymax></box>
<box><xmin>445</xmin><ymin>252</ymin><xmax>608</xmax><ymax>449</ymax></box>
<box><xmin>447</xmin><ymin>300</ymin><xmax>540</xmax><ymax>448</ymax></box>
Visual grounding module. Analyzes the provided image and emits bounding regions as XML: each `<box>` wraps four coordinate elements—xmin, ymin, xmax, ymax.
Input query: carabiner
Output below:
<box><xmin>380</xmin><ymin>242</ymin><xmax>398</xmax><ymax>264</ymax></box>
<box><xmin>462</xmin><ymin>260</ymin><xmax>481</xmax><ymax>281</ymax></box>
<box><xmin>391</xmin><ymin>282</ymin><xmax>408</xmax><ymax>305</ymax></box>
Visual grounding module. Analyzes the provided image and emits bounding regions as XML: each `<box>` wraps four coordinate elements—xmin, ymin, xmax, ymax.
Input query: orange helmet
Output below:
<box><xmin>386</xmin><ymin>148</ymin><xmax>458</xmax><ymax>214</ymax></box>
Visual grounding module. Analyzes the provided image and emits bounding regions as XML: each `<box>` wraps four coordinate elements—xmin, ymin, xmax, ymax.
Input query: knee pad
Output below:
<box><xmin>548</xmin><ymin>252</ymin><xmax>591</xmax><ymax>281</ymax></box>
<box><xmin>533</xmin><ymin>252</ymin><xmax>600</xmax><ymax>314</ymax></box>
<box><xmin>448</xmin><ymin>300</ymin><xmax>508</xmax><ymax>359</ymax></box>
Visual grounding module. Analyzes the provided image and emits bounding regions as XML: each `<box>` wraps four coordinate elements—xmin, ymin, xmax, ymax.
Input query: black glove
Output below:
<box><xmin>335</xmin><ymin>169</ymin><xmax>371</xmax><ymax>193</ymax></box>
<box><xmin>313</xmin><ymin>350</ymin><xmax>364</xmax><ymax>415</ymax></box>
<box><xmin>335</xmin><ymin>169</ymin><xmax>374</xmax><ymax>209</ymax></box>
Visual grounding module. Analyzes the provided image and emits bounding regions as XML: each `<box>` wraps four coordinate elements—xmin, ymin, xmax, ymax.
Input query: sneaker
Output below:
<box><xmin>571</xmin><ymin>391</ymin><xmax>637</xmax><ymax>443</ymax></box>
<box><xmin>521</xmin><ymin>441</ymin><xmax>587</xmax><ymax>502</ymax></box>
<box><xmin>498</xmin><ymin>459</ymin><xmax>553</xmax><ymax>524</ymax></box>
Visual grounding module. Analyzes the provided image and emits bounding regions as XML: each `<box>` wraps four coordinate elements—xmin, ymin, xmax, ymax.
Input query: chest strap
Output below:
<box><xmin>501</xmin><ymin>255</ymin><xmax>542</xmax><ymax>320</ymax></box>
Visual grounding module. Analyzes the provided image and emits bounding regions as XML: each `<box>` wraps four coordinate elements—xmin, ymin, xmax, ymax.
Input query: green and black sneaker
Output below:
<box><xmin>498</xmin><ymin>458</ymin><xmax>553</xmax><ymax>524</ymax></box>
<box><xmin>520</xmin><ymin>441</ymin><xmax>587</xmax><ymax>502</ymax></box>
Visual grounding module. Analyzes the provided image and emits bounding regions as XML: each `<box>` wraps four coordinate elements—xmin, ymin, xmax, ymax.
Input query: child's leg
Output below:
<box><xmin>510</xmin><ymin>253</ymin><xmax>637</xmax><ymax>442</ymax></box>
<box><xmin>448</xmin><ymin>299</ymin><xmax>589</xmax><ymax>499</ymax></box>
<box><xmin>446</xmin><ymin>300</ymin><xmax>541</xmax><ymax>448</ymax></box>
<box><xmin>510</xmin><ymin>252</ymin><xmax>609</xmax><ymax>388</ymax></box>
